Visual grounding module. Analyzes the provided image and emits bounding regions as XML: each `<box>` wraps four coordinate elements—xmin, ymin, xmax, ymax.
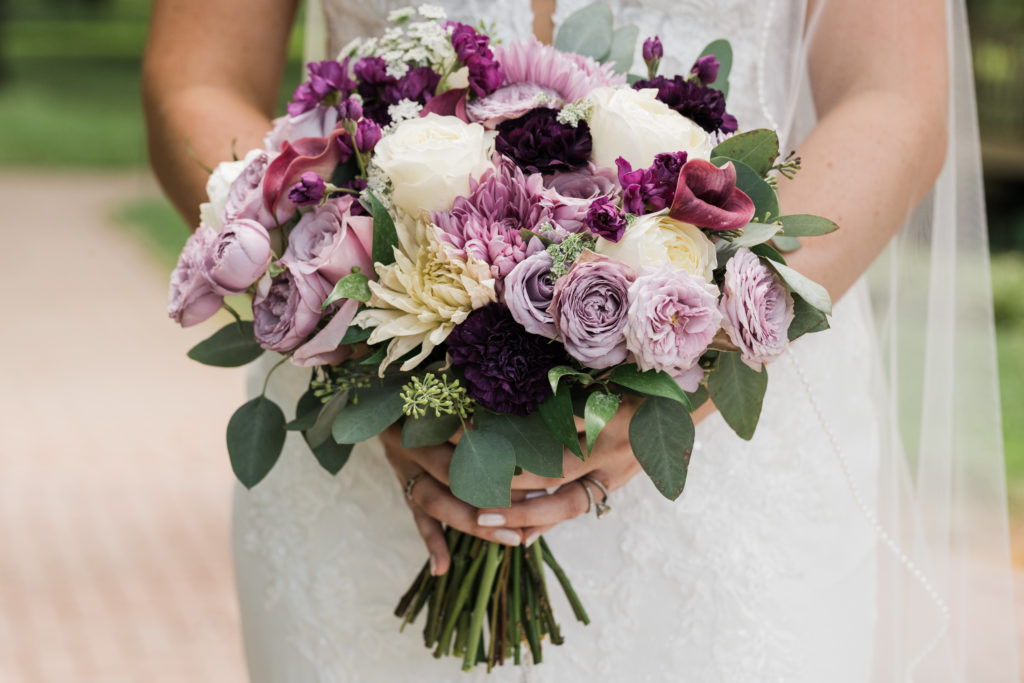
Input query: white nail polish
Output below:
<box><xmin>429</xmin><ymin>554</ymin><xmax>437</xmax><ymax>575</ymax></box>
<box><xmin>494</xmin><ymin>529</ymin><xmax>521</xmax><ymax>546</ymax></box>
<box><xmin>523</xmin><ymin>490</ymin><xmax>548</xmax><ymax>500</ymax></box>
<box><xmin>477</xmin><ymin>513</ymin><xmax>506</xmax><ymax>527</ymax></box>
<box><xmin>524</xmin><ymin>531</ymin><xmax>541</xmax><ymax>547</ymax></box>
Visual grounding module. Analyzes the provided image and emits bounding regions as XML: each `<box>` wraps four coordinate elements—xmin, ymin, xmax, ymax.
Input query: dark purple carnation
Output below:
<box><xmin>616</xmin><ymin>151</ymin><xmax>687</xmax><ymax>214</ymax></box>
<box><xmin>690</xmin><ymin>55</ymin><xmax>720</xmax><ymax>86</ymax></box>
<box><xmin>583</xmin><ymin>196</ymin><xmax>627</xmax><ymax>241</ymax></box>
<box><xmin>446</xmin><ymin>303</ymin><xmax>566</xmax><ymax>415</ymax></box>
<box><xmin>633</xmin><ymin>75</ymin><xmax>738</xmax><ymax>135</ymax></box>
<box><xmin>288</xmin><ymin>172</ymin><xmax>326</xmax><ymax>206</ymax></box>
<box><xmin>289</xmin><ymin>59</ymin><xmax>354</xmax><ymax>117</ymax></box>
<box><xmin>496</xmin><ymin>108</ymin><xmax>592</xmax><ymax>175</ymax></box>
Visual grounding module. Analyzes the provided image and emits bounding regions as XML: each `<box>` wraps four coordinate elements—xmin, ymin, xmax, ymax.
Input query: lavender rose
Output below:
<box><xmin>223</xmin><ymin>150</ymin><xmax>277</xmax><ymax>229</ymax></box>
<box><xmin>624</xmin><ymin>266</ymin><xmax>722</xmax><ymax>391</ymax></box>
<box><xmin>504</xmin><ymin>249</ymin><xmax>557</xmax><ymax>338</ymax></box>
<box><xmin>168</xmin><ymin>225</ymin><xmax>223</xmax><ymax>327</ymax></box>
<box><xmin>203</xmin><ymin>219</ymin><xmax>273</xmax><ymax>295</ymax></box>
<box><xmin>549</xmin><ymin>250</ymin><xmax>635</xmax><ymax>368</ymax></box>
<box><xmin>541</xmin><ymin>164</ymin><xmax>620</xmax><ymax>232</ymax></box>
<box><xmin>252</xmin><ymin>264</ymin><xmax>331</xmax><ymax>353</ymax></box>
<box><xmin>281</xmin><ymin>195</ymin><xmax>374</xmax><ymax>285</ymax></box>
<box><xmin>718</xmin><ymin>248</ymin><xmax>796</xmax><ymax>370</ymax></box>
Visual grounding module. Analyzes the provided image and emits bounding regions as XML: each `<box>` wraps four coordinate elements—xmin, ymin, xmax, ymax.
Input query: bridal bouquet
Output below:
<box><xmin>168</xmin><ymin>3</ymin><xmax>835</xmax><ymax>672</ymax></box>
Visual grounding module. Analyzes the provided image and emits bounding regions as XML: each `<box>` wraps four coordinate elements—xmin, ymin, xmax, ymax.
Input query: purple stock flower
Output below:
<box><xmin>642</xmin><ymin>36</ymin><xmax>663</xmax><ymax>78</ymax></box>
<box><xmin>354</xmin><ymin>118</ymin><xmax>382</xmax><ymax>153</ymax></box>
<box><xmin>355</xmin><ymin>58</ymin><xmax>441</xmax><ymax>125</ymax></box>
<box><xmin>616</xmin><ymin>151</ymin><xmax>688</xmax><ymax>215</ymax></box>
<box><xmin>446</xmin><ymin>303</ymin><xmax>566</xmax><ymax>415</ymax></box>
<box><xmin>450</xmin><ymin>22</ymin><xmax>490</xmax><ymax>61</ymax></box>
<box><xmin>583</xmin><ymin>196</ymin><xmax>627</xmax><ymax>242</ymax></box>
<box><xmin>288</xmin><ymin>172</ymin><xmax>326</xmax><ymax>206</ymax></box>
<box><xmin>540</xmin><ymin>164</ymin><xmax>621</xmax><ymax>233</ymax></box>
<box><xmin>691</xmin><ymin>55</ymin><xmax>720</xmax><ymax>86</ymax></box>
<box><xmin>504</xmin><ymin>250</ymin><xmax>557</xmax><ymax>338</ymax></box>
<box><xmin>719</xmin><ymin>248</ymin><xmax>795</xmax><ymax>371</ymax></box>
<box><xmin>633</xmin><ymin>75</ymin><xmax>738</xmax><ymax>135</ymax></box>
<box><xmin>288</xmin><ymin>59</ymin><xmax>354</xmax><ymax>116</ymax></box>
<box><xmin>496</xmin><ymin>108</ymin><xmax>592</xmax><ymax>175</ymax></box>
<box><xmin>448</xmin><ymin>22</ymin><xmax>504</xmax><ymax>97</ymax></box>
<box><xmin>337</xmin><ymin>98</ymin><xmax>363</xmax><ymax>121</ymax></box>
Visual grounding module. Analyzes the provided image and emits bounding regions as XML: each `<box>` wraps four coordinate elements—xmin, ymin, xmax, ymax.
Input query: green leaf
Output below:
<box><xmin>227</xmin><ymin>396</ymin><xmax>287</xmax><ymax>488</ymax></box>
<box><xmin>727</xmin><ymin>159</ymin><xmax>779</xmax><ymax>223</ymax></box>
<box><xmin>584</xmin><ymin>392</ymin><xmax>620</xmax><ymax>453</ymax></box>
<box><xmin>765</xmin><ymin>259</ymin><xmax>832</xmax><ymax>314</ymax></box>
<box><xmin>449</xmin><ymin>430</ymin><xmax>516</xmax><ymax>508</ymax></box>
<box><xmin>305</xmin><ymin>390</ymin><xmax>348</xmax><ymax>449</ymax></box>
<box><xmin>706</xmin><ymin>352</ymin><xmax>767</xmax><ymax>440</ymax></box>
<box><xmin>306</xmin><ymin>438</ymin><xmax>353</xmax><ymax>475</ymax></box>
<box><xmin>778</xmin><ymin>214</ymin><xmax>839</xmax><ymax>237</ymax></box>
<box><xmin>331</xmin><ymin>377</ymin><xmax>405</xmax><ymax>443</ymax></box>
<box><xmin>605</xmin><ymin>24</ymin><xmax>639</xmax><ymax>73</ymax></box>
<box><xmin>731</xmin><ymin>221</ymin><xmax>782</xmax><ymax>248</ymax></box>
<box><xmin>710</xmin><ymin>129</ymin><xmax>779</xmax><ymax>176</ymax></box>
<box><xmin>751</xmin><ymin>242</ymin><xmax>787</xmax><ymax>264</ymax></box>
<box><xmin>608</xmin><ymin>364</ymin><xmax>691</xmax><ymax>408</ymax></box>
<box><xmin>788</xmin><ymin>293</ymin><xmax>830</xmax><ymax>341</ymax></box>
<box><xmin>368</xmin><ymin>191</ymin><xmax>398</xmax><ymax>267</ymax></box>
<box><xmin>628</xmin><ymin>396</ymin><xmax>694</xmax><ymax>500</ymax></box>
<box><xmin>187</xmin><ymin>321</ymin><xmax>264</xmax><ymax>367</ymax></box>
<box><xmin>772</xmin><ymin>235</ymin><xmax>802</xmax><ymax>253</ymax></box>
<box><xmin>686</xmin><ymin>384</ymin><xmax>709</xmax><ymax>411</ymax></box>
<box><xmin>554</xmin><ymin>2</ymin><xmax>614</xmax><ymax>60</ymax></box>
<box><xmin>698</xmin><ymin>39</ymin><xmax>733</xmax><ymax>98</ymax></box>
<box><xmin>547</xmin><ymin>365</ymin><xmax>592</xmax><ymax>394</ymax></box>
<box><xmin>340</xmin><ymin>324</ymin><xmax>372</xmax><ymax>345</ymax></box>
<box><xmin>286</xmin><ymin>387</ymin><xmax>322</xmax><ymax>431</ymax></box>
<box><xmin>476</xmin><ymin>409</ymin><xmax>563</xmax><ymax>478</ymax></box>
<box><xmin>401</xmin><ymin>412</ymin><xmax>462</xmax><ymax>448</ymax></box>
<box><xmin>322</xmin><ymin>272</ymin><xmax>371</xmax><ymax>309</ymax></box>
<box><xmin>360</xmin><ymin>346</ymin><xmax>387</xmax><ymax>366</ymax></box>
<box><xmin>538</xmin><ymin>385</ymin><xmax>583</xmax><ymax>459</ymax></box>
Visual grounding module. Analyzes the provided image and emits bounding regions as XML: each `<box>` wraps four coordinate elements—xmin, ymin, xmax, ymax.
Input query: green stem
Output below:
<box><xmin>400</xmin><ymin>573</ymin><xmax>434</xmax><ymax>632</ymax></box>
<box><xmin>221</xmin><ymin>301</ymin><xmax>244</xmax><ymax>328</ymax></box>
<box><xmin>462</xmin><ymin>542</ymin><xmax>501</xmax><ymax>672</ymax></box>
<box><xmin>394</xmin><ymin>561</ymin><xmax>428</xmax><ymax>618</ymax></box>
<box><xmin>453</xmin><ymin>610</ymin><xmax>471</xmax><ymax>657</ymax></box>
<box><xmin>512</xmin><ymin>545</ymin><xmax>522</xmax><ymax>665</ymax></box>
<box><xmin>260</xmin><ymin>354</ymin><xmax>292</xmax><ymax>397</ymax></box>
<box><xmin>436</xmin><ymin>540</ymin><xmax>486</xmax><ymax>658</ymax></box>
<box><xmin>424</xmin><ymin>528</ymin><xmax>459</xmax><ymax>646</ymax></box>
<box><xmin>523</xmin><ymin>568</ymin><xmax>542</xmax><ymax>664</ymax></box>
<box><xmin>539</xmin><ymin>536</ymin><xmax>590</xmax><ymax>625</ymax></box>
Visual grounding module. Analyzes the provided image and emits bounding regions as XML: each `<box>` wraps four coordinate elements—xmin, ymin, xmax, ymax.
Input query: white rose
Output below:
<box><xmin>372</xmin><ymin>113</ymin><xmax>496</xmax><ymax>216</ymax></box>
<box><xmin>198</xmin><ymin>149</ymin><xmax>262</xmax><ymax>230</ymax></box>
<box><xmin>587</xmin><ymin>87</ymin><xmax>713</xmax><ymax>170</ymax></box>
<box><xmin>596</xmin><ymin>211</ymin><xmax>717</xmax><ymax>281</ymax></box>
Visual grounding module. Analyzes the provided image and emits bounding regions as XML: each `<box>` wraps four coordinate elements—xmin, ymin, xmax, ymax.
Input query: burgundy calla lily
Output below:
<box><xmin>669</xmin><ymin>159</ymin><xmax>755</xmax><ymax>231</ymax></box>
<box><xmin>264</xmin><ymin>127</ymin><xmax>353</xmax><ymax>224</ymax></box>
<box><xmin>419</xmin><ymin>87</ymin><xmax>469</xmax><ymax>122</ymax></box>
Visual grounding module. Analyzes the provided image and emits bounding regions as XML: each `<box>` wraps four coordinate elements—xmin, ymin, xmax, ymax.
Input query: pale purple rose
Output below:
<box><xmin>549</xmin><ymin>250</ymin><xmax>635</xmax><ymax>368</ymax></box>
<box><xmin>718</xmin><ymin>248</ymin><xmax>796</xmax><ymax>371</ymax></box>
<box><xmin>292</xmin><ymin>297</ymin><xmax>360</xmax><ymax>367</ymax></box>
<box><xmin>168</xmin><ymin>225</ymin><xmax>223</xmax><ymax>327</ymax></box>
<box><xmin>540</xmin><ymin>163</ymin><xmax>621</xmax><ymax>232</ymax></box>
<box><xmin>223</xmin><ymin>151</ymin><xmax>277</xmax><ymax>229</ymax></box>
<box><xmin>203</xmin><ymin>219</ymin><xmax>273</xmax><ymax>295</ymax></box>
<box><xmin>252</xmin><ymin>264</ymin><xmax>331</xmax><ymax>353</ymax></box>
<box><xmin>264</xmin><ymin>105</ymin><xmax>340</xmax><ymax>152</ymax></box>
<box><xmin>624</xmin><ymin>265</ymin><xmax>722</xmax><ymax>390</ymax></box>
<box><xmin>466</xmin><ymin>83</ymin><xmax>561</xmax><ymax>128</ymax></box>
<box><xmin>504</xmin><ymin>250</ymin><xmax>557</xmax><ymax>338</ymax></box>
<box><xmin>281</xmin><ymin>195</ymin><xmax>374</xmax><ymax>285</ymax></box>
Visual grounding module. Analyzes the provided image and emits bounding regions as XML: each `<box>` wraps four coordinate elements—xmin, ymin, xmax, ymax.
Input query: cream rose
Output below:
<box><xmin>595</xmin><ymin>211</ymin><xmax>717</xmax><ymax>281</ymax></box>
<box><xmin>587</xmin><ymin>87</ymin><xmax>713</xmax><ymax>170</ymax></box>
<box><xmin>372</xmin><ymin>113</ymin><xmax>496</xmax><ymax>217</ymax></box>
<box><xmin>198</xmin><ymin>149</ymin><xmax>262</xmax><ymax>230</ymax></box>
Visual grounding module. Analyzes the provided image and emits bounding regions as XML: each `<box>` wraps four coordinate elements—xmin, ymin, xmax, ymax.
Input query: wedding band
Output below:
<box><xmin>580</xmin><ymin>477</ymin><xmax>612</xmax><ymax>519</ymax></box>
<box><xmin>404</xmin><ymin>473</ymin><xmax>424</xmax><ymax>501</ymax></box>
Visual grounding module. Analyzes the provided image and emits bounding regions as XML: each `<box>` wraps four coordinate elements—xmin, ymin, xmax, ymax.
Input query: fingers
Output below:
<box><xmin>476</xmin><ymin>480</ymin><xmax>595</xmax><ymax>530</ymax></box>
<box><xmin>409</xmin><ymin>504</ymin><xmax>451</xmax><ymax>575</ymax></box>
<box><xmin>408</xmin><ymin>474</ymin><xmax>523</xmax><ymax>547</ymax></box>
<box><xmin>521</xmin><ymin>524</ymin><xmax>554</xmax><ymax>549</ymax></box>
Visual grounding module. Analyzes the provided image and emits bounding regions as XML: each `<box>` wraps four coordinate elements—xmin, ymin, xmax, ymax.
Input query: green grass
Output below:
<box><xmin>113</xmin><ymin>196</ymin><xmax>189</xmax><ymax>271</ymax></box>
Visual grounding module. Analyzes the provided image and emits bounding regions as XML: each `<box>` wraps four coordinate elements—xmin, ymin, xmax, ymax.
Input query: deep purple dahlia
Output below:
<box><xmin>633</xmin><ymin>75</ymin><xmax>738</xmax><ymax>135</ymax></box>
<box><xmin>446</xmin><ymin>303</ymin><xmax>566</xmax><ymax>415</ymax></box>
<box><xmin>496</xmin><ymin>108</ymin><xmax>592</xmax><ymax>175</ymax></box>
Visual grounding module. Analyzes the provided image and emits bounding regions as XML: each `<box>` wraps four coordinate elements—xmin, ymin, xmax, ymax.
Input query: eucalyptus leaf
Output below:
<box><xmin>778</xmin><ymin>214</ymin><xmax>839</xmax><ymax>237</ymax></box>
<box><xmin>788</xmin><ymin>294</ymin><xmax>830</xmax><ymax>341</ymax></box>
<box><xmin>710</xmin><ymin>129</ymin><xmax>779</xmax><ymax>176</ymax></box>
<box><xmin>548</xmin><ymin>365</ymin><xmax>591</xmax><ymax>394</ymax></box>
<box><xmin>686</xmin><ymin>384</ymin><xmax>709</xmax><ymax>410</ymax></box>
<box><xmin>584</xmin><ymin>392</ymin><xmax>620</xmax><ymax>454</ymax></box>
<box><xmin>402</xmin><ymin>412</ymin><xmax>462</xmax><ymax>448</ymax></box>
<box><xmin>227</xmin><ymin>396</ymin><xmax>287</xmax><ymax>488</ymax></box>
<box><xmin>731</xmin><ymin>221</ymin><xmax>782</xmax><ymax>248</ymax></box>
<box><xmin>707</xmin><ymin>352</ymin><xmax>767</xmax><ymax>440</ymax></box>
<box><xmin>554</xmin><ymin>2</ymin><xmax>614</xmax><ymax>60</ymax></box>
<box><xmin>306</xmin><ymin>390</ymin><xmax>349</xmax><ymax>449</ymax></box>
<box><xmin>187</xmin><ymin>321</ymin><xmax>264</xmax><ymax>367</ymax></box>
<box><xmin>322</xmin><ymin>272</ymin><xmax>371</xmax><ymax>309</ymax></box>
<box><xmin>608</xmin><ymin>364</ymin><xmax>691</xmax><ymax>408</ymax></box>
<box><xmin>449</xmin><ymin>430</ymin><xmax>516</xmax><ymax>508</ymax></box>
<box><xmin>729</xmin><ymin>159</ymin><xmax>779</xmax><ymax>223</ymax></box>
<box><xmin>368</xmin><ymin>191</ymin><xmax>398</xmax><ymax>267</ymax></box>
<box><xmin>765</xmin><ymin>259</ymin><xmax>833</xmax><ymax>314</ymax></box>
<box><xmin>286</xmin><ymin>387</ymin><xmax>322</xmax><ymax>431</ymax></box>
<box><xmin>306</xmin><ymin>438</ymin><xmax>353</xmax><ymax>475</ymax></box>
<box><xmin>340</xmin><ymin>324</ymin><xmax>372</xmax><ymax>345</ymax></box>
<box><xmin>750</xmin><ymin>242</ymin><xmax>786</xmax><ymax>264</ymax></box>
<box><xmin>332</xmin><ymin>377</ymin><xmax>406</xmax><ymax>443</ymax></box>
<box><xmin>476</xmin><ymin>409</ymin><xmax>564</xmax><ymax>478</ymax></box>
<box><xmin>772</xmin><ymin>235</ymin><xmax>802</xmax><ymax>253</ymax></box>
<box><xmin>698</xmin><ymin>39</ymin><xmax>732</xmax><ymax>98</ymax></box>
<box><xmin>628</xmin><ymin>396</ymin><xmax>694</xmax><ymax>500</ymax></box>
<box><xmin>538</xmin><ymin>385</ymin><xmax>583</xmax><ymax>459</ymax></box>
<box><xmin>606</xmin><ymin>24</ymin><xmax>639</xmax><ymax>73</ymax></box>
<box><xmin>360</xmin><ymin>346</ymin><xmax>387</xmax><ymax>366</ymax></box>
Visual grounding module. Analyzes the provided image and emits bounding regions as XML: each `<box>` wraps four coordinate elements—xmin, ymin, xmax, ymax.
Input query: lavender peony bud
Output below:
<box><xmin>690</xmin><ymin>55</ymin><xmax>720</xmax><ymax>86</ymax></box>
<box><xmin>583</xmin><ymin>196</ymin><xmax>627</xmax><ymax>242</ymax></box>
<box><xmin>281</xmin><ymin>195</ymin><xmax>374</xmax><ymax>285</ymax></box>
<box><xmin>505</xmin><ymin>250</ymin><xmax>557</xmax><ymax>338</ymax></box>
<box><xmin>718</xmin><ymin>248</ymin><xmax>796</xmax><ymax>371</ymax></box>
<box><xmin>168</xmin><ymin>225</ymin><xmax>223</xmax><ymax>327</ymax></box>
<box><xmin>287</xmin><ymin>172</ymin><xmax>326</xmax><ymax>206</ymax></box>
<box><xmin>203</xmin><ymin>219</ymin><xmax>273</xmax><ymax>295</ymax></box>
<box><xmin>549</xmin><ymin>250</ymin><xmax>635</xmax><ymax>368</ymax></box>
<box><xmin>624</xmin><ymin>266</ymin><xmax>722</xmax><ymax>390</ymax></box>
<box><xmin>252</xmin><ymin>263</ymin><xmax>332</xmax><ymax>353</ymax></box>
<box><xmin>642</xmin><ymin>36</ymin><xmax>663</xmax><ymax>78</ymax></box>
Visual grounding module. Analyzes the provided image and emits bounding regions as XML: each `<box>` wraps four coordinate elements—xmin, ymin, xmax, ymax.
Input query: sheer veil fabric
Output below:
<box><xmin>234</xmin><ymin>0</ymin><xmax>1018</xmax><ymax>679</ymax></box>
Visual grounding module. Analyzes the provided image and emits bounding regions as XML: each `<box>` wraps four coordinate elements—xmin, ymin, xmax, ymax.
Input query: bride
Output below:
<box><xmin>142</xmin><ymin>0</ymin><xmax>1019</xmax><ymax>680</ymax></box>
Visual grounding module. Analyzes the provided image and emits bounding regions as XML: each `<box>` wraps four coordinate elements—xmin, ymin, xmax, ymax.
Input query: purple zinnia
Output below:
<box><xmin>496</xmin><ymin>108</ymin><xmax>592</xmax><ymax>175</ymax></box>
<box><xmin>633</xmin><ymin>75</ymin><xmax>738</xmax><ymax>135</ymax></box>
<box><xmin>583</xmin><ymin>197</ymin><xmax>627</xmax><ymax>242</ymax></box>
<box><xmin>616</xmin><ymin>151</ymin><xmax>688</xmax><ymax>215</ymax></box>
<box><xmin>446</xmin><ymin>303</ymin><xmax>566</xmax><ymax>415</ymax></box>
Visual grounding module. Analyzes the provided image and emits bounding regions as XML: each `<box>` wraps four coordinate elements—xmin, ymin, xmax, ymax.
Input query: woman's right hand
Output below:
<box><xmin>379</xmin><ymin>424</ymin><xmax>524</xmax><ymax>576</ymax></box>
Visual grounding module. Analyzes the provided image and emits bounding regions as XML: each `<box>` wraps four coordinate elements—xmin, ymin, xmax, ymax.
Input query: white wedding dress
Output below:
<box><xmin>232</xmin><ymin>2</ymin><xmax>888</xmax><ymax>681</ymax></box>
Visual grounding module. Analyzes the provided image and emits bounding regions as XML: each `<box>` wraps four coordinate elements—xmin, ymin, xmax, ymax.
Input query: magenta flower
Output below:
<box><xmin>670</xmin><ymin>159</ymin><xmax>755</xmax><ymax>231</ymax></box>
<box><xmin>167</xmin><ymin>226</ymin><xmax>222</xmax><ymax>328</ymax></box>
<box><xmin>718</xmin><ymin>248</ymin><xmax>795</xmax><ymax>370</ymax></box>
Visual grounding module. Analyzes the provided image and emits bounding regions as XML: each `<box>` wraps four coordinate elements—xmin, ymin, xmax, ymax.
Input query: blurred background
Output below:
<box><xmin>0</xmin><ymin>0</ymin><xmax>1021</xmax><ymax>680</ymax></box>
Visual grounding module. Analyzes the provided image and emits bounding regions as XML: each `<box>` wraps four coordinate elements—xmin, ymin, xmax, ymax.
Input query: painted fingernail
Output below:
<box><xmin>429</xmin><ymin>554</ymin><xmax>438</xmax><ymax>575</ymax></box>
<box><xmin>524</xmin><ymin>531</ymin><xmax>541</xmax><ymax>547</ymax></box>
<box><xmin>494</xmin><ymin>529</ymin><xmax>521</xmax><ymax>546</ymax></box>
<box><xmin>477</xmin><ymin>513</ymin><xmax>506</xmax><ymax>527</ymax></box>
<box><xmin>524</xmin><ymin>490</ymin><xmax>548</xmax><ymax>500</ymax></box>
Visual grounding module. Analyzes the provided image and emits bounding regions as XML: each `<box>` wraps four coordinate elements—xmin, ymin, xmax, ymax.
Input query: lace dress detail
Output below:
<box><xmin>234</xmin><ymin>2</ymin><xmax>881</xmax><ymax>681</ymax></box>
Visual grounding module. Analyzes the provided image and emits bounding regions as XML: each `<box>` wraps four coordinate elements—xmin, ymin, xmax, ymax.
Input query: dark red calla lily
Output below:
<box><xmin>263</xmin><ymin>127</ymin><xmax>352</xmax><ymax>224</ymax></box>
<box><xmin>419</xmin><ymin>87</ymin><xmax>469</xmax><ymax>122</ymax></box>
<box><xmin>669</xmin><ymin>159</ymin><xmax>755</xmax><ymax>231</ymax></box>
